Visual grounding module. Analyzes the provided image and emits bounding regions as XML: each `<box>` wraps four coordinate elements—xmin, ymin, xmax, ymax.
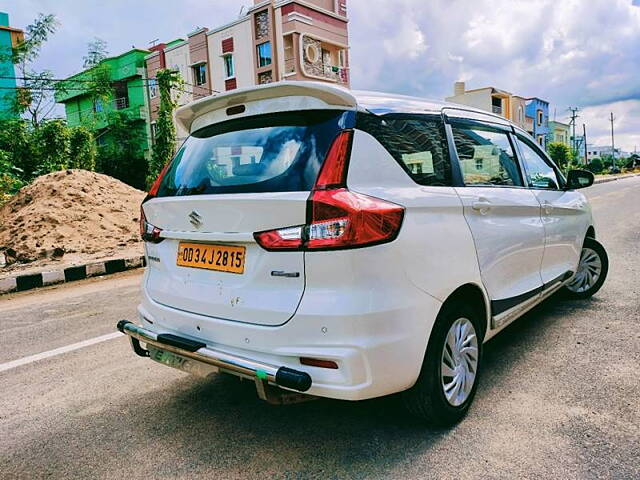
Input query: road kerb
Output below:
<box><xmin>0</xmin><ymin>255</ymin><xmax>146</xmax><ymax>295</ymax></box>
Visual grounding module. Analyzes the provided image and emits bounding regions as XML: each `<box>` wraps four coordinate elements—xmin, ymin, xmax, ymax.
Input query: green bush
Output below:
<box><xmin>586</xmin><ymin>157</ymin><xmax>604</xmax><ymax>174</ymax></box>
<box><xmin>32</xmin><ymin>119</ymin><xmax>70</xmax><ymax>175</ymax></box>
<box><xmin>0</xmin><ymin>119</ymin><xmax>35</xmax><ymax>181</ymax></box>
<box><xmin>96</xmin><ymin>111</ymin><xmax>147</xmax><ymax>189</ymax></box>
<box><xmin>0</xmin><ymin>150</ymin><xmax>25</xmax><ymax>205</ymax></box>
<box><xmin>68</xmin><ymin>126</ymin><xmax>97</xmax><ymax>170</ymax></box>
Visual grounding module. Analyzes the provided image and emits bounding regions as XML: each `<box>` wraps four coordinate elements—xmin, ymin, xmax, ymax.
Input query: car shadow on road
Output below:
<box><xmin>97</xmin><ymin>292</ymin><xmax>601</xmax><ymax>476</ymax></box>
<box><xmin>7</xmin><ymin>293</ymin><xmax>606</xmax><ymax>478</ymax></box>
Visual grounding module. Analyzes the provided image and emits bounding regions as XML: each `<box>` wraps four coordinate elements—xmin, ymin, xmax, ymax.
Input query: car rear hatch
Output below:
<box><xmin>142</xmin><ymin>101</ymin><xmax>355</xmax><ymax>326</ymax></box>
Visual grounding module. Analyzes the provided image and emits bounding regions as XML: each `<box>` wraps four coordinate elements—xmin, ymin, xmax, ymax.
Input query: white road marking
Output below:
<box><xmin>0</xmin><ymin>332</ymin><xmax>122</xmax><ymax>373</ymax></box>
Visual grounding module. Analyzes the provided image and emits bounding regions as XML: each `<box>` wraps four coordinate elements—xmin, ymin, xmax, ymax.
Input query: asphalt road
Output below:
<box><xmin>1</xmin><ymin>177</ymin><xmax>639</xmax><ymax>479</ymax></box>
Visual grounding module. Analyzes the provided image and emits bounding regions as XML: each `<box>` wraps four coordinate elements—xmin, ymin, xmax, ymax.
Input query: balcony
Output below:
<box><xmin>300</xmin><ymin>34</ymin><xmax>349</xmax><ymax>85</ymax></box>
<box><xmin>113</xmin><ymin>97</ymin><xmax>129</xmax><ymax>110</ymax></box>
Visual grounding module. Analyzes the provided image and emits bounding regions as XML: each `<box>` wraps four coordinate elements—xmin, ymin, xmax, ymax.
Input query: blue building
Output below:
<box><xmin>525</xmin><ymin>97</ymin><xmax>550</xmax><ymax>149</ymax></box>
<box><xmin>0</xmin><ymin>12</ymin><xmax>23</xmax><ymax>119</ymax></box>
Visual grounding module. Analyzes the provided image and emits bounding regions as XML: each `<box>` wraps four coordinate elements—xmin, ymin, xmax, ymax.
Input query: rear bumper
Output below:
<box><xmin>134</xmin><ymin>274</ymin><xmax>442</xmax><ymax>400</ymax></box>
<box><xmin>117</xmin><ymin>320</ymin><xmax>312</xmax><ymax>392</ymax></box>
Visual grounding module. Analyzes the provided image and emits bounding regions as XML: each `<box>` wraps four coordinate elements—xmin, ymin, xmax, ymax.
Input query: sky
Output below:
<box><xmin>3</xmin><ymin>0</ymin><xmax>640</xmax><ymax>152</ymax></box>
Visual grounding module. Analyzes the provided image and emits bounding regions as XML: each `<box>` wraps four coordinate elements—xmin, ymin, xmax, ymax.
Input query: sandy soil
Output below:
<box><xmin>0</xmin><ymin>169</ymin><xmax>145</xmax><ymax>273</ymax></box>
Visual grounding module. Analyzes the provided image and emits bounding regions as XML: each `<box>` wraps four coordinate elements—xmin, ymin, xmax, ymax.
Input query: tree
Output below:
<box><xmin>96</xmin><ymin>111</ymin><xmax>147</xmax><ymax>189</ymax></box>
<box><xmin>547</xmin><ymin>142</ymin><xmax>571</xmax><ymax>171</ymax></box>
<box><xmin>9</xmin><ymin>14</ymin><xmax>59</xmax><ymax>129</ymax></box>
<box><xmin>68</xmin><ymin>126</ymin><xmax>97</xmax><ymax>171</ymax></box>
<box><xmin>148</xmin><ymin>69</ymin><xmax>180</xmax><ymax>187</ymax></box>
<box><xmin>82</xmin><ymin>37</ymin><xmax>108</xmax><ymax>69</ymax></box>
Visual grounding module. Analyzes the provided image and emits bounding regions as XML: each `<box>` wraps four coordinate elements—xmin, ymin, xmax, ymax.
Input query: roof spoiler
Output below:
<box><xmin>175</xmin><ymin>81</ymin><xmax>358</xmax><ymax>133</ymax></box>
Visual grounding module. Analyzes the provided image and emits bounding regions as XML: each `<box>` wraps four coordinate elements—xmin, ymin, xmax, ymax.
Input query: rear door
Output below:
<box><xmin>143</xmin><ymin>109</ymin><xmax>352</xmax><ymax>326</ymax></box>
<box><xmin>448</xmin><ymin>118</ymin><xmax>546</xmax><ymax>313</ymax></box>
<box><xmin>513</xmin><ymin>134</ymin><xmax>588</xmax><ymax>285</ymax></box>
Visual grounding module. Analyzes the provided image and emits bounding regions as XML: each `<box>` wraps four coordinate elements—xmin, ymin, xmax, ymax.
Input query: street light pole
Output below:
<box><xmin>610</xmin><ymin>112</ymin><xmax>616</xmax><ymax>169</ymax></box>
<box><xmin>568</xmin><ymin>107</ymin><xmax>579</xmax><ymax>156</ymax></box>
<box><xmin>583</xmin><ymin>124</ymin><xmax>588</xmax><ymax>165</ymax></box>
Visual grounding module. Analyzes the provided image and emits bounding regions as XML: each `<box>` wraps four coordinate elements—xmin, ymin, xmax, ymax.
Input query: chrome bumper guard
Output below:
<box><xmin>116</xmin><ymin>320</ymin><xmax>312</xmax><ymax>393</ymax></box>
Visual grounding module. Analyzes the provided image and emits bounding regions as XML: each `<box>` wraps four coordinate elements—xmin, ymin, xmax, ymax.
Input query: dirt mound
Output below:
<box><xmin>0</xmin><ymin>169</ymin><xmax>145</xmax><ymax>268</ymax></box>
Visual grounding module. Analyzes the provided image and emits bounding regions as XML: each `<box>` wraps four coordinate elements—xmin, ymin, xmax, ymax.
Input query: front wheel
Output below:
<box><xmin>403</xmin><ymin>302</ymin><xmax>483</xmax><ymax>426</ymax></box>
<box><xmin>563</xmin><ymin>237</ymin><xmax>609</xmax><ymax>299</ymax></box>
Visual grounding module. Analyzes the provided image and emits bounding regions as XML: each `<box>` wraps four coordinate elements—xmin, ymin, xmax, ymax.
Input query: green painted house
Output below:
<box><xmin>0</xmin><ymin>12</ymin><xmax>24</xmax><ymax>119</ymax></box>
<box><xmin>55</xmin><ymin>48</ymin><xmax>152</xmax><ymax>157</ymax></box>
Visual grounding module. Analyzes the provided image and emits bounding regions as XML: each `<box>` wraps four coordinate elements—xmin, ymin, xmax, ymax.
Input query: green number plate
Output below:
<box><xmin>151</xmin><ymin>348</ymin><xmax>186</xmax><ymax>368</ymax></box>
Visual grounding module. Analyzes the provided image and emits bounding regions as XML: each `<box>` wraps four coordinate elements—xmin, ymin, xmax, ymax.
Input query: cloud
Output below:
<box><xmin>3</xmin><ymin>0</ymin><xmax>639</xmax><ymax>150</ymax></box>
<box><xmin>348</xmin><ymin>0</ymin><xmax>640</xmax><ymax>150</ymax></box>
<box><xmin>578</xmin><ymin>100</ymin><xmax>640</xmax><ymax>153</ymax></box>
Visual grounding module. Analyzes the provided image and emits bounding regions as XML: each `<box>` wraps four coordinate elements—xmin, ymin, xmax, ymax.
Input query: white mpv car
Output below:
<box><xmin>119</xmin><ymin>82</ymin><xmax>608</xmax><ymax>426</ymax></box>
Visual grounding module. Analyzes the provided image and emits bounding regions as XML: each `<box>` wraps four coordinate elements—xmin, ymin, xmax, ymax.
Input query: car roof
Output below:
<box><xmin>351</xmin><ymin>90</ymin><xmax>511</xmax><ymax>125</ymax></box>
<box><xmin>176</xmin><ymin>81</ymin><xmax>512</xmax><ymax>133</ymax></box>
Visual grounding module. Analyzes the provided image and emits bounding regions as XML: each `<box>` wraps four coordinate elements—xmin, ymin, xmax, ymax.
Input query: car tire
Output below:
<box><xmin>402</xmin><ymin>301</ymin><xmax>483</xmax><ymax>427</ymax></box>
<box><xmin>562</xmin><ymin>237</ymin><xmax>608</xmax><ymax>299</ymax></box>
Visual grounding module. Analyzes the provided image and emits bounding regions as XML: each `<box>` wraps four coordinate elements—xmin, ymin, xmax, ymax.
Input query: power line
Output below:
<box><xmin>0</xmin><ymin>75</ymin><xmax>220</xmax><ymax>94</ymax></box>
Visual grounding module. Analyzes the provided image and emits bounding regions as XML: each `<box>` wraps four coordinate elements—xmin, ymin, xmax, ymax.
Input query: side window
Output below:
<box><xmin>356</xmin><ymin>114</ymin><xmax>451</xmax><ymax>186</ymax></box>
<box><xmin>451</xmin><ymin>123</ymin><xmax>523</xmax><ymax>187</ymax></box>
<box><xmin>515</xmin><ymin>136</ymin><xmax>559</xmax><ymax>189</ymax></box>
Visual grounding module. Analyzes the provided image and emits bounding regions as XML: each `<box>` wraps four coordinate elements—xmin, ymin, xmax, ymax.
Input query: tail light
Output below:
<box><xmin>148</xmin><ymin>160</ymin><xmax>173</xmax><ymax>197</ymax></box>
<box><xmin>140</xmin><ymin>206</ymin><xmax>163</xmax><ymax>243</ymax></box>
<box><xmin>254</xmin><ymin>130</ymin><xmax>405</xmax><ymax>251</ymax></box>
<box><xmin>140</xmin><ymin>160</ymin><xmax>172</xmax><ymax>243</ymax></box>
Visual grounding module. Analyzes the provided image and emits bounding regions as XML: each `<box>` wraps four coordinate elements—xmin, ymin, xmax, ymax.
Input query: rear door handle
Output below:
<box><xmin>472</xmin><ymin>199</ymin><xmax>492</xmax><ymax>213</ymax></box>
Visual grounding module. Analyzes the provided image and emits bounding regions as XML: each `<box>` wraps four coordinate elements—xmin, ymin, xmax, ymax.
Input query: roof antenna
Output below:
<box><xmin>239</xmin><ymin>5</ymin><xmax>246</xmax><ymax>17</ymax></box>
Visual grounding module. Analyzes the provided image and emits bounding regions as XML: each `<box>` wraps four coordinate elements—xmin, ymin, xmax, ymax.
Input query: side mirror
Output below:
<box><xmin>565</xmin><ymin>169</ymin><xmax>594</xmax><ymax>190</ymax></box>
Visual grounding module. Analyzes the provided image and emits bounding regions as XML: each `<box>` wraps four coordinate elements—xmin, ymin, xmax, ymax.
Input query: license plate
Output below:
<box><xmin>177</xmin><ymin>242</ymin><xmax>245</xmax><ymax>274</ymax></box>
<box><xmin>151</xmin><ymin>348</ymin><xmax>186</xmax><ymax>368</ymax></box>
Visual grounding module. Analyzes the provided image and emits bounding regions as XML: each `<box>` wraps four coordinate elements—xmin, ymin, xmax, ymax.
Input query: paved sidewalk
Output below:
<box><xmin>593</xmin><ymin>172</ymin><xmax>640</xmax><ymax>184</ymax></box>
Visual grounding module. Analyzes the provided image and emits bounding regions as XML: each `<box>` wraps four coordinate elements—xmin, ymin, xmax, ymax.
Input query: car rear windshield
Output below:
<box><xmin>155</xmin><ymin>109</ymin><xmax>353</xmax><ymax>197</ymax></box>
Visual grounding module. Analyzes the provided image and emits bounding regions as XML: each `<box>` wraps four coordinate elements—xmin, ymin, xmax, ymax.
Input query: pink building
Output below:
<box><xmin>145</xmin><ymin>1</ymin><xmax>349</xmax><ymax>143</ymax></box>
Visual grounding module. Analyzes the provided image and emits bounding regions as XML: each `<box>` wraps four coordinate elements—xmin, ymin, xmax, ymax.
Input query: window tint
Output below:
<box><xmin>356</xmin><ymin>113</ymin><xmax>451</xmax><ymax>186</ymax></box>
<box><xmin>156</xmin><ymin>110</ymin><xmax>351</xmax><ymax>197</ymax></box>
<box><xmin>515</xmin><ymin>136</ymin><xmax>559</xmax><ymax>189</ymax></box>
<box><xmin>452</xmin><ymin>124</ymin><xmax>522</xmax><ymax>186</ymax></box>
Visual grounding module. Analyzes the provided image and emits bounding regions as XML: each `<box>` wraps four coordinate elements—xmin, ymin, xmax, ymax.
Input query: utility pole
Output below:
<box><xmin>610</xmin><ymin>112</ymin><xmax>616</xmax><ymax>169</ymax></box>
<box><xmin>568</xmin><ymin>107</ymin><xmax>579</xmax><ymax>155</ymax></box>
<box><xmin>583</xmin><ymin>124</ymin><xmax>588</xmax><ymax>165</ymax></box>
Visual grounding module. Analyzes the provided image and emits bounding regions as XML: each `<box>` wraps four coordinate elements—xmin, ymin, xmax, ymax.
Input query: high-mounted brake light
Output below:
<box><xmin>254</xmin><ymin>130</ymin><xmax>405</xmax><ymax>251</ymax></box>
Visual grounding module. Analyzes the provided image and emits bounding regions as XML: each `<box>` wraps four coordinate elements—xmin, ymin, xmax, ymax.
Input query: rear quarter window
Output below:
<box><xmin>156</xmin><ymin>110</ymin><xmax>353</xmax><ymax>197</ymax></box>
<box><xmin>355</xmin><ymin>113</ymin><xmax>452</xmax><ymax>186</ymax></box>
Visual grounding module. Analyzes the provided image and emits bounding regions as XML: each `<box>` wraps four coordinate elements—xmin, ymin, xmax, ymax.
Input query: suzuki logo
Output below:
<box><xmin>188</xmin><ymin>210</ymin><xmax>203</xmax><ymax>228</ymax></box>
